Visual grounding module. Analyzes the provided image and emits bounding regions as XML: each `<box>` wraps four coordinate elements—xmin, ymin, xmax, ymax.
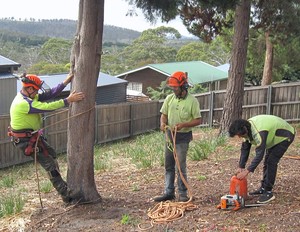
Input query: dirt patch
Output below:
<box><xmin>1</xmin><ymin>129</ymin><xmax>300</xmax><ymax>231</ymax></box>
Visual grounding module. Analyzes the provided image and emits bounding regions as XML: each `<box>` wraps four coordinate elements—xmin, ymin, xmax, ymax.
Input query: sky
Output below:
<box><xmin>0</xmin><ymin>0</ymin><xmax>193</xmax><ymax>37</ymax></box>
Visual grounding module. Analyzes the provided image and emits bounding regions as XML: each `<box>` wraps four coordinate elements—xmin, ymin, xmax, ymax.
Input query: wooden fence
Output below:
<box><xmin>1</xmin><ymin>82</ymin><xmax>300</xmax><ymax>169</ymax></box>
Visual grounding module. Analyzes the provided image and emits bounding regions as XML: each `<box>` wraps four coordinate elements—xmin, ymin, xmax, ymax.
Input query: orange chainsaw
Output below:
<box><xmin>217</xmin><ymin>176</ymin><xmax>263</xmax><ymax>211</ymax></box>
<box><xmin>216</xmin><ymin>193</ymin><xmax>264</xmax><ymax>210</ymax></box>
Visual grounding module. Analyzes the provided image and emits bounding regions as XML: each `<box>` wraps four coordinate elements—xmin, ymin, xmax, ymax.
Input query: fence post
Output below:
<box><xmin>94</xmin><ymin>106</ymin><xmax>98</xmax><ymax>144</ymax></box>
<box><xmin>208</xmin><ymin>91</ymin><xmax>215</xmax><ymax>127</ymax></box>
<box><xmin>266</xmin><ymin>85</ymin><xmax>273</xmax><ymax>115</ymax></box>
<box><xmin>130</xmin><ymin>103</ymin><xmax>133</xmax><ymax>137</ymax></box>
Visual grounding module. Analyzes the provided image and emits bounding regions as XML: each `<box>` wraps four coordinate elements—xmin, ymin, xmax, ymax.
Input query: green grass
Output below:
<box><xmin>0</xmin><ymin>174</ymin><xmax>15</xmax><ymax>188</ymax></box>
<box><xmin>189</xmin><ymin>129</ymin><xmax>228</xmax><ymax>161</ymax></box>
<box><xmin>196</xmin><ymin>174</ymin><xmax>207</xmax><ymax>181</ymax></box>
<box><xmin>120</xmin><ymin>214</ymin><xmax>139</xmax><ymax>226</ymax></box>
<box><xmin>0</xmin><ymin>192</ymin><xmax>25</xmax><ymax>218</ymax></box>
<box><xmin>40</xmin><ymin>180</ymin><xmax>53</xmax><ymax>193</ymax></box>
<box><xmin>122</xmin><ymin>131</ymin><xmax>165</xmax><ymax>169</ymax></box>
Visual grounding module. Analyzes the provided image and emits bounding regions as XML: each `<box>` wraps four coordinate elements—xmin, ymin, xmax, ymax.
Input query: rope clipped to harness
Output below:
<box><xmin>139</xmin><ymin>126</ymin><xmax>197</xmax><ymax>230</ymax></box>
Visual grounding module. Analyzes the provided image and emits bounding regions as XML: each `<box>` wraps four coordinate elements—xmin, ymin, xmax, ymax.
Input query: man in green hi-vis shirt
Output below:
<box><xmin>153</xmin><ymin>71</ymin><xmax>201</xmax><ymax>203</ymax></box>
<box><xmin>229</xmin><ymin>114</ymin><xmax>295</xmax><ymax>204</ymax></box>
<box><xmin>9</xmin><ymin>73</ymin><xmax>85</xmax><ymax>203</ymax></box>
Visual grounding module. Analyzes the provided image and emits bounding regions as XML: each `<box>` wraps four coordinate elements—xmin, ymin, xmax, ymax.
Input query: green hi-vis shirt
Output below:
<box><xmin>10</xmin><ymin>92</ymin><xmax>66</xmax><ymax>131</ymax></box>
<box><xmin>248</xmin><ymin>114</ymin><xmax>295</xmax><ymax>149</ymax></box>
<box><xmin>160</xmin><ymin>93</ymin><xmax>201</xmax><ymax>133</ymax></box>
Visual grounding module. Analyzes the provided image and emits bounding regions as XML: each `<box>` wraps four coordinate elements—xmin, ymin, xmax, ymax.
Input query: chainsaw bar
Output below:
<box><xmin>244</xmin><ymin>203</ymin><xmax>265</xmax><ymax>208</ymax></box>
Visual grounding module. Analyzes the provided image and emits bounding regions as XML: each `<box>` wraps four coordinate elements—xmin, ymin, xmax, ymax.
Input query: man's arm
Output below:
<box><xmin>247</xmin><ymin>131</ymin><xmax>268</xmax><ymax>172</ymax></box>
<box><xmin>160</xmin><ymin>113</ymin><xmax>168</xmax><ymax>131</ymax></box>
<box><xmin>239</xmin><ymin>140</ymin><xmax>251</xmax><ymax>168</ymax></box>
<box><xmin>176</xmin><ymin>118</ymin><xmax>201</xmax><ymax>131</ymax></box>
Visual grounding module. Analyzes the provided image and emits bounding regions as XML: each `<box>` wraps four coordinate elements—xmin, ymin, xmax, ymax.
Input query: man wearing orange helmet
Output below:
<box><xmin>9</xmin><ymin>73</ymin><xmax>85</xmax><ymax>203</ymax></box>
<box><xmin>154</xmin><ymin>71</ymin><xmax>201</xmax><ymax>202</ymax></box>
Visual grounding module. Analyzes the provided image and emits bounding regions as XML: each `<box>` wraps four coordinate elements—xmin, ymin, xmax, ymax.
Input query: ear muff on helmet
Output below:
<box><xmin>167</xmin><ymin>71</ymin><xmax>189</xmax><ymax>90</ymax></box>
<box><xmin>21</xmin><ymin>74</ymin><xmax>43</xmax><ymax>90</ymax></box>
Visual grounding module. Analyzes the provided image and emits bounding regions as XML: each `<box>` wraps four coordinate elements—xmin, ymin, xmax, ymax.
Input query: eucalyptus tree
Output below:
<box><xmin>67</xmin><ymin>0</ymin><xmax>103</xmax><ymax>203</ymax></box>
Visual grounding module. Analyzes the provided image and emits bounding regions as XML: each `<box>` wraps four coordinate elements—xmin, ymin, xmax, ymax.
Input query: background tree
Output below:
<box><xmin>251</xmin><ymin>0</ymin><xmax>300</xmax><ymax>85</ymax></box>
<box><xmin>176</xmin><ymin>36</ymin><xmax>231</xmax><ymax>65</ymax></box>
<box><xmin>147</xmin><ymin>81</ymin><xmax>207</xmax><ymax>100</ymax></box>
<box><xmin>40</xmin><ymin>38</ymin><xmax>73</xmax><ymax>64</ymax></box>
<box><xmin>67</xmin><ymin>0</ymin><xmax>103</xmax><ymax>203</ymax></box>
<box><xmin>120</xmin><ymin>26</ymin><xmax>180</xmax><ymax>71</ymax></box>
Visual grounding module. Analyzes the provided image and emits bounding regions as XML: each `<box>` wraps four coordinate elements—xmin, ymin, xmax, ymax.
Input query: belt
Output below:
<box><xmin>7</xmin><ymin>127</ymin><xmax>33</xmax><ymax>138</ymax></box>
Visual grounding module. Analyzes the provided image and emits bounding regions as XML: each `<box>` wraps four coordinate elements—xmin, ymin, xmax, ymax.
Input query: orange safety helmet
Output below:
<box><xmin>21</xmin><ymin>74</ymin><xmax>43</xmax><ymax>90</ymax></box>
<box><xmin>168</xmin><ymin>71</ymin><xmax>188</xmax><ymax>87</ymax></box>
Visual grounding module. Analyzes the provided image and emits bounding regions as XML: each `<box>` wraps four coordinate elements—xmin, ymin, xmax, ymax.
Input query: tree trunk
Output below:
<box><xmin>219</xmin><ymin>0</ymin><xmax>251</xmax><ymax>134</ymax></box>
<box><xmin>261</xmin><ymin>31</ymin><xmax>273</xmax><ymax>86</ymax></box>
<box><xmin>67</xmin><ymin>0</ymin><xmax>104</xmax><ymax>203</ymax></box>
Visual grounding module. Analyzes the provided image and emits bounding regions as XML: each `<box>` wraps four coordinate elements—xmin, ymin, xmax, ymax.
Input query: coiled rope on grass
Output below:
<box><xmin>138</xmin><ymin>126</ymin><xmax>198</xmax><ymax>230</ymax></box>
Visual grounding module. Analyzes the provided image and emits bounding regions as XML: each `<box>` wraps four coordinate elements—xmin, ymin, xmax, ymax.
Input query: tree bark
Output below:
<box><xmin>67</xmin><ymin>0</ymin><xmax>104</xmax><ymax>203</ymax></box>
<box><xmin>219</xmin><ymin>0</ymin><xmax>251</xmax><ymax>134</ymax></box>
<box><xmin>261</xmin><ymin>31</ymin><xmax>273</xmax><ymax>86</ymax></box>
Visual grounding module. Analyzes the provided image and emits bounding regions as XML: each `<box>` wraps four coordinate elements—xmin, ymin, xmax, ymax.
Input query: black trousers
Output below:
<box><xmin>262</xmin><ymin>137</ymin><xmax>294</xmax><ymax>191</ymax></box>
<box><xmin>14</xmin><ymin>137</ymin><xmax>69</xmax><ymax>199</ymax></box>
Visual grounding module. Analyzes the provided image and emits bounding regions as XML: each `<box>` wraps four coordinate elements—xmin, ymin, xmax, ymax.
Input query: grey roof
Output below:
<box><xmin>16</xmin><ymin>72</ymin><xmax>127</xmax><ymax>92</ymax></box>
<box><xmin>0</xmin><ymin>55</ymin><xmax>21</xmax><ymax>67</ymax></box>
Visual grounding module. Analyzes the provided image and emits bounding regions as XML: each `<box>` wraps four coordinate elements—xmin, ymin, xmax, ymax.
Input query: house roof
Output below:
<box><xmin>116</xmin><ymin>61</ymin><xmax>228</xmax><ymax>84</ymax></box>
<box><xmin>16</xmin><ymin>72</ymin><xmax>128</xmax><ymax>92</ymax></box>
<box><xmin>0</xmin><ymin>55</ymin><xmax>21</xmax><ymax>67</ymax></box>
<box><xmin>217</xmin><ymin>63</ymin><xmax>230</xmax><ymax>72</ymax></box>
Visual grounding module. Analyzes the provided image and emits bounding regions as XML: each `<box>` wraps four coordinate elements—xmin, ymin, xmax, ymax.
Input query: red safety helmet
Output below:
<box><xmin>168</xmin><ymin>71</ymin><xmax>188</xmax><ymax>87</ymax></box>
<box><xmin>21</xmin><ymin>74</ymin><xmax>43</xmax><ymax>90</ymax></box>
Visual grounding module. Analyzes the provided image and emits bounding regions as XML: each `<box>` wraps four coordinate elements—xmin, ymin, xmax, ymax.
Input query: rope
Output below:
<box><xmin>34</xmin><ymin>132</ymin><xmax>43</xmax><ymax>209</ymax></box>
<box><xmin>139</xmin><ymin>126</ymin><xmax>197</xmax><ymax>230</ymax></box>
<box><xmin>283</xmin><ymin>155</ymin><xmax>300</xmax><ymax>160</ymax></box>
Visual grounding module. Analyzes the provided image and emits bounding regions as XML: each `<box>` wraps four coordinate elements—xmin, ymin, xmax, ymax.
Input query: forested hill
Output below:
<box><xmin>0</xmin><ymin>19</ymin><xmax>141</xmax><ymax>42</ymax></box>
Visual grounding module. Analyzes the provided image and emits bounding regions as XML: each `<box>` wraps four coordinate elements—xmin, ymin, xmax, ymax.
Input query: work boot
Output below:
<box><xmin>249</xmin><ymin>187</ymin><xmax>264</xmax><ymax>195</ymax></box>
<box><xmin>153</xmin><ymin>194</ymin><xmax>175</xmax><ymax>202</ymax></box>
<box><xmin>257</xmin><ymin>191</ymin><xmax>275</xmax><ymax>204</ymax></box>
<box><xmin>178</xmin><ymin>195</ymin><xmax>189</xmax><ymax>202</ymax></box>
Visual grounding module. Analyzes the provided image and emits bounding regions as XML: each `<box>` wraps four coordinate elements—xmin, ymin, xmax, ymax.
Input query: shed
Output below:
<box><xmin>0</xmin><ymin>55</ymin><xmax>21</xmax><ymax>115</ymax></box>
<box><xmin>116</xmin><ymin>61</ymin><xmax>228</xmax><ymax>95</ymax></box>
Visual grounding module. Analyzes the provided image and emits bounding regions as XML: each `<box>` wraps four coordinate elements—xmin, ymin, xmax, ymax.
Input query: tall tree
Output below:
<box><xmin>67</xmin><ymin>0</ymin><xmax>103</xmax><ymax>203</ymax></box>
<box><xmin>219</xmin><ymin>0</ymin><xmax>251</xmax><ymax>133</ymax></box>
